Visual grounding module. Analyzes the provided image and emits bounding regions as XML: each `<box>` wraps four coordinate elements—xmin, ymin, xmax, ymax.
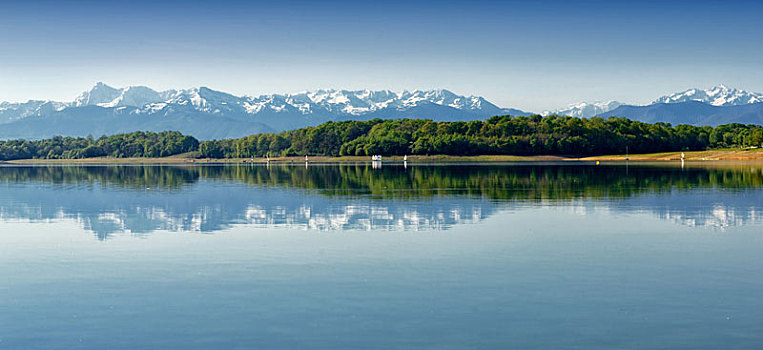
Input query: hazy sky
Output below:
<box><xmin>1</xmin><ymin>0</ymin><xmax>762</xmax><ymax>112</ymax></box>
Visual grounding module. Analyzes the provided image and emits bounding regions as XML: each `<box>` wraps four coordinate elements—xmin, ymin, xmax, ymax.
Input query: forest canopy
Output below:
<box><xmin>198</xmin><ymin>115</ymin><xmax>763</xmax><ymax>158</ymax></box>
<box><xmin>1</xmin><ymin>115</ymin><xmax>762</xmax><ymax>161</ymax></box>
<box><xmin>0</xmin><ymin>131</ymin><xmax>199</xmax><ymax>161</ymax></box>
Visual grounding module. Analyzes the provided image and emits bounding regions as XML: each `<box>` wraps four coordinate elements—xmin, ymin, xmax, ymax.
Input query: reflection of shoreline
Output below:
<box><xmin>1</xmin><ymin>163</ymin><xmax>762</xmax><ymax>199</ymax></box>
<box><xmin>2</xmin><ymin>181</ymin><xmax>762</xmax><ymax>238</ymax></box>
<box><xmin>0</xmin><ymin>165</ymin><xmax>762</xmax><ymax>238</ymax></box>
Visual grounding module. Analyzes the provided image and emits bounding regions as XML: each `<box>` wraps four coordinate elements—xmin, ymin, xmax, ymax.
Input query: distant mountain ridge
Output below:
<box><xmin>544</xmin><ymin>101</ymin><xmax>624</xmax><ymax>118</ymax></box>
<box><xmin>652</xmin><ymin>84</ymin><xmax>763</xmax><ymax>106</ymax></box>
<box><xmin>541</xmin><ymin>85</ymin><xmax>763</xmax><ymax>126</ymax></box>
<box><xmin>2</xmin><ymin>83</ymin><xmax>763</xmax><ymax>140</ymax></box>
<box><xmin>592</xmin><ymin>85</ymin><xmax>763</xmax><ymax>126</ymax></box>
<box><xmin>548</xmin><ymin>85</ymin><xmax>763</xmax><ymax>120</ymax></box>
<box><xmin>0</xmin><ymin>83</ymin><xmax>529</xmax><ymax>139</ymax></box>
<box><xmin>598</xmin><ymin>101</ymin><xmax>763</xmax><ymax>126</ymax></box>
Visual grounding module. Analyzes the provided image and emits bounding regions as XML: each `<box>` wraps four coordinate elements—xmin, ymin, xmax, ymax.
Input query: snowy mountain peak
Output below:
<box><xmin>236</xmin><ymin>88</ymin><xmax>504</xmax><ymax>116</ymax></box>
<box><xmin>0</xmin><ymin>100</ymin><xmax>68</xmax><ymax>123</ymax></box>
<box><xmin>74</xmin><ymin>82</ymin><xmax>122</xmax><ymax>107</ymax></box>
<box><xmin>544</xmin><ymin>101</ymin><xmax>624</xmax><ymax>118</ymax></box>
<box><xmin>653</xmin><ymin>85</ymin><xmax>763</xmax><ymax>106</ymax></box>
<box><xmin>73</xmin><ymin>83</ymin><xmax>165</xmax><ymax>108</ymax></box>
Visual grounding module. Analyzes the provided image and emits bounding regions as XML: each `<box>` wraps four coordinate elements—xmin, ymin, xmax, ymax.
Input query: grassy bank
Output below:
<box><xmin>1</xmin><ymin>154</ymin><xmax>559</xmax><ymax>164</ymax></box>
<box><xmin>581</xmin><ymin>148</ymin><xmax>763</xmax><ymax>161</ymax></box>
<box><xmin>3</xmin><ymin>148</ymin><xmax>763</xmax><ymax>164</ymax></box>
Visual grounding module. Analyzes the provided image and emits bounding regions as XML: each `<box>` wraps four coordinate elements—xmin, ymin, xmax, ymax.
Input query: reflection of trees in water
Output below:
<box><xmin>2</xmin><ymin>163</ymin><xmax>762</xmax><ymax>198</ymax></box>
<box><xmin>0</xmin><ymin>164</ymin><xmax>761</xmax><ymax>239</ymax></box>
<box><xmin>0</xmin><ymin>165</ymin><xmax>200</xmax><ymax>190</ymax></box>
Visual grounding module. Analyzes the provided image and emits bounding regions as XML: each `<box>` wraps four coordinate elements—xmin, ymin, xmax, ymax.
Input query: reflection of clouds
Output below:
<box><xmin>1</xmin><ymin>179</ymin><xmax>762</xmax><ymax>239</ymax></box>
<box><xmin>243</xmin><ymin>204</ymin><xmax>486</xmax><ymax>231</ymax></box>
<box><xmin>657</xmin><ymin>205</ymin><xmax>761</xmax><ymax>229</ymax></box>
<box><xmin>69</xmin><ymin>203</ymin><xmax>490</xmax><ymax>237</ymax></box>
<box><xmin>630</xmin><ymin>191</ymin><xmax>763</xmax><ymax>229</ymax></box>
<box><xmin>0</xmin><ymin>182</ymin><xmax>497</xmax><ymax>239</ymax></box>
<box><xmin>77</xmin><ymin>207</ymin><xmax>210</xmax><ymax>234</ymax></box>
<box><xmin>555</xmin><ymin>193</ymin><xmax>763</xmax><ymax>230</ymax></box>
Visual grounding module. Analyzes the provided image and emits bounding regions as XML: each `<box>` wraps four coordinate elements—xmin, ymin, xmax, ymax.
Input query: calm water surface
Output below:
<box><xmin>1</xmin><ymin>162</ymin><xmax>762</xmax><ymax>349</ymax></box>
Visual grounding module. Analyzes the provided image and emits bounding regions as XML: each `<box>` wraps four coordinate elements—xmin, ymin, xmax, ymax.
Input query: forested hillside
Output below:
<box><xmin>0</xmin><ymin>131</ymin><xmax>198</xmax><ymax>160</ymax></box>
<box><xmin>1</xmin><ymin>115</ymin><xmax>762</xmax><ymax>161</ymax></box>
<box><xmin>199</xmin><ymin>116</ymin><xmax>763</xmax><ymax>158</ymax></box>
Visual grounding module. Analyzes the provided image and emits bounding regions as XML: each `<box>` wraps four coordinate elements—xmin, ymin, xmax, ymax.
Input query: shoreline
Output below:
<box><xmin>2</xmin><ymin>149</ymin><xmax>763</xmax><ymax>165</ymax></box>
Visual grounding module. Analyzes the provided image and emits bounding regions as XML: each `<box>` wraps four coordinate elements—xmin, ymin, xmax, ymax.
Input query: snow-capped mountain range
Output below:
<box><xmin>594</xmin><ymin>85</ymin><xmax>763</xmax><ymax>126</ymax></box>
<box><xmin>0</xmin><ymin>83</ymin><xmax>530</xmax><ymax>139</ymax></box>
<box><xmin>652</xmin><ymin>84</ymin><xmax>763</xmax><ymax>106</ymax></box>
<box><xmin>0</xmin><ymin>83</ymin><xmax>762</xmax><ymax>140</ymax></box>
<box><xmin>545</xmin><ymin>84</ymin><xmax>763</xmax><ymax>119</ymax></box>
<box><xmin>543</xmin><ymin>101</ymin><xmax>624</xmax><ymax>118</ymax></box>
<box><xmin>4</xmin><ymin>82</ymin><xmax>518</xmax><ymax>121</ymax></box>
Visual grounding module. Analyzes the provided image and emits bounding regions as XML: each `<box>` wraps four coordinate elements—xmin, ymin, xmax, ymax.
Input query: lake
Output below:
<box><xmin>1</xmin><ymin>162</ymin><xmax>762</xmax><ymax>349</ymax></box>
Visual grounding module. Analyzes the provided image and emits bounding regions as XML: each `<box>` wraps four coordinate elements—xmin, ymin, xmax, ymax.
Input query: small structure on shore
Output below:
<box><xmin>371</xmin><ymin>155</ymin><xmax>382</xmax><ymax>169</ymax></box>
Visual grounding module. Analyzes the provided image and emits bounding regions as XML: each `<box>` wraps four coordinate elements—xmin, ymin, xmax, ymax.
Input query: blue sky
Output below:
<box><xmin>1</xmin><ymin>0</ymin><xmax>762</xmax><ymax>112</ymax></box>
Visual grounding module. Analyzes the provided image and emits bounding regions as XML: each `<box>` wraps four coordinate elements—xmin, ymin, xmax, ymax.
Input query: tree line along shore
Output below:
<box><xmin>1</xmin><ymin>115</ymin><xmax>762</xmax><ymax>161</ymax></box>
